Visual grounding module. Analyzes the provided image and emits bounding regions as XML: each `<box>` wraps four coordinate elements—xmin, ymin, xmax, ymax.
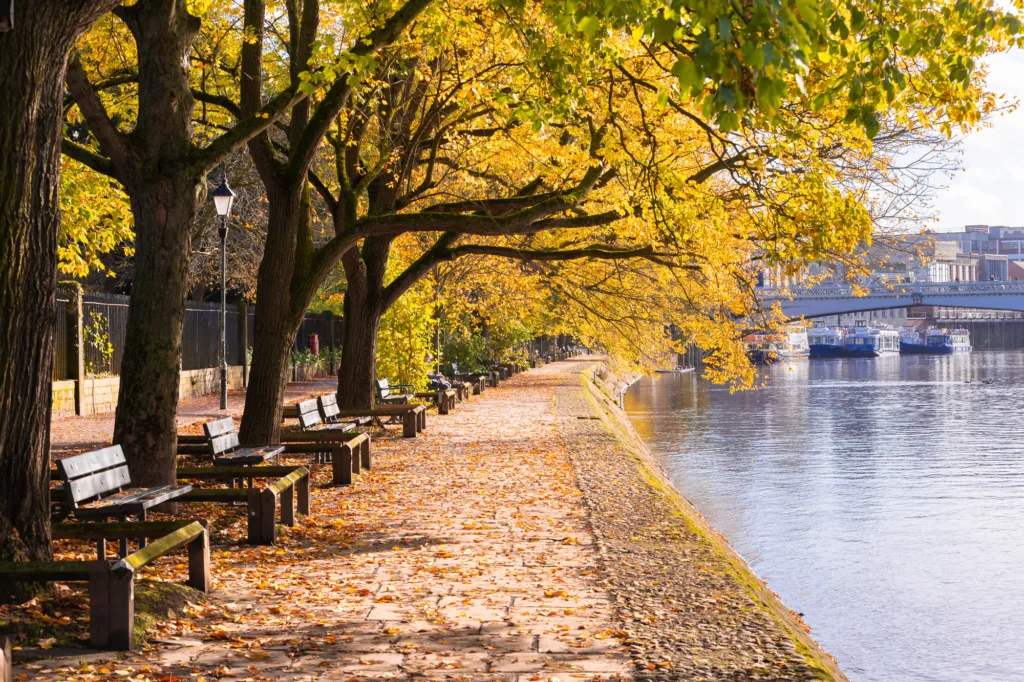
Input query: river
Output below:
<box><xmin>623</xmin><ymin>351</ymin><xmax>1024</xmax><ymax>682</ymax></box>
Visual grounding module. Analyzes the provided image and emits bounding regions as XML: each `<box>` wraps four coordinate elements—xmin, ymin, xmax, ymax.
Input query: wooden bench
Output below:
<box><xmin>415</xmin><ymin>388</ymin><xmax>457</xmax><ymax>414</ymax></box>
<box><xmin>332</xmin><ymin>404</ymin><xmax>426</xmax><ymax>438</ymax></box>
<box><xmin>318</xmin><ymin>393</ymin><xmax>374</xmax><ymax>427</ymax></box>
<box><xmin>204</xmin><ymin>418</ymin><xmax>285</xmax><ymax>472</ymax></box>
<box><xmin>176</xmin><ymin>466</ymin><xmax>310</xmax><ymax>544</ymax></box>
<box><xmin>0</xmin><ymin>520</ymin><xmax>209</xmax><ymax>651</ymax></box>
<box><xmin>446</xmin><ymin>362</ymin><xmax>488</xmax><ymax>394</ymax></box>
<box><xmin>375</xmin><ymin>377</ymin><xmax>416</xmax><ymax>405</ymax></box>
<box><xmin>280</xmin><ymin>399</ymin><xmax>372</xmax><ymax>485</ymax></box>
<box><xmin>55</xmin><ymin>446</ymin><xmax>194</xmax><ymax>558</ymax></box>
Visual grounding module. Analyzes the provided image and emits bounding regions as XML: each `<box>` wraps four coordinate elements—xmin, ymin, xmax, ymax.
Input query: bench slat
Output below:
<box><xmin>116</xmin><ymin>521</ymin><xmax>205</xmax><ymax>574</ymax></box>
<box><xmin>180</xmin><ymin>488</ymin><xmax>248</xmax><ymax>503</ymax></box>
<box><xmin>203</xmin><ymin>417</ymin><xmax>236</xmax><ymax>438</ymax></box>
<box><xmin>74</xmin><ymin>484</ymin><xmax>193</xmax><ymax>517</ymax></box>
<box><xmin>68</xmin><ymin>466</ymin><xmax>132</xmax><ymax>505</ymax></box>
<box><xmin>209</xmin><ymin>432</ymin><xmax>240</xmax><ymax>456</ymax></box>
<box><xmin>54</xmin><ymin>520</ymin><xmax>195</xmax><ymax>541</ymax></box>
<box><xmin>0</xmin><ymin>561</ymin><xmax>96</xmax><ymax>582</ymax></box>
<box><xmin>177</xmin><ymin>465</ymin><xmax>305</xmax><ymax>478</ymax></box>
<box><xmin>213</xmin><ymin>445</ymin><xmax>283</xmax><ymax>466</ymax></box>
<box><xmin>57</xmin><ymin>446</ymin><xmax>126</xmax><ymax>480</ymax></box>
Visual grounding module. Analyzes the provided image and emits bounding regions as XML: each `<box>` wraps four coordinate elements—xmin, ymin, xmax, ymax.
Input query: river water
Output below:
<box><xmin>623</xmin><ymin>351</ymin><xmax>1024</xmax><ymax>682</ymax></box>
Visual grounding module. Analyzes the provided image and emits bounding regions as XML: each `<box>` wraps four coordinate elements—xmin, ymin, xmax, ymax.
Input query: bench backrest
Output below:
<box><xmin>296</xmin><ymin>398</ymin><xmax>322</xmax><ymax>430</ymax></box>
<box><xmin>56</xmin><ymin>445</ymin><xmax>131</xmax><ymax>508</ymax></box>
<box><xmin>319</xmin><ymin>393</ymin><xmax>341</xmax><ymax>422</ymax></box>
<box><xmin>203</xmin><ymin>417</ymin><xmax>240</xmax><ymax>456</ymax></box>
<box><xmin>375</xmin><ymin>378</ymin><xmax>392</xmax><ymax>399</ymax></box>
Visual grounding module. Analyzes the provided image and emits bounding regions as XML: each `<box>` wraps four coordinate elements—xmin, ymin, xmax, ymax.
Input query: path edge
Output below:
<box><xmin>568</xmin><ymin>361</ymin><xmax>849</xmax><ymax>681</ymax></box>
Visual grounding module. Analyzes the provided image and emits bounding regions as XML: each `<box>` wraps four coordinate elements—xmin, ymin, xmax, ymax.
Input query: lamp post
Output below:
<box><xmin>211</xmin><ymin>175</ymin><xmax>235</xmax><ymax>410</ymax></box>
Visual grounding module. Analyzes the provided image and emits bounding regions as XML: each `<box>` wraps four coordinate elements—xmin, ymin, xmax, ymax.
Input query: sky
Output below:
<box><xmin>931</xmin><ymin>50</ymin><xmax>1024</xmax><ymax>232</ymax></box>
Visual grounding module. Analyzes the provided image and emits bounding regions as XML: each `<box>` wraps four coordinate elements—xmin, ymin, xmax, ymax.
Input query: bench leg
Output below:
<box><xmin>332</xmin><ymin>444</ymin><xmax>352</xmax><ymax>485</ymax></box>
<box><xmin>418</xmin><ymin>409</ymin><xmax>426</xmax><ymax>432</ymax></box>
<box><xmin>297</xmin><ymin>473</ymin><xmax>310</xmax><ymax>516</ymax></box>
<box><xmin>187</xmin><ymin>521</ymin><xmax>211</xmax><ymax>593</ymax></box>
<box><xmin>403</xmin><ymin>411</ymin><xmax>417</xmax><ymax>438</ymax></box>
<box><xmin>349</xmin><ymin>441</ymin><xmax>361</xmax><ymax>475</ymax></box>
<box><xmin>438</xmin><ymin>393</ymin><xmax>449</xmax><ymax>415</ymax></box>
<box><xmin>281</xmin><ymin>484</ymin><xmax>295</xmax><ymax>526</ymax></box>
<box><xmin>96</xmin><ymin>517</ymin><xmax>107</xmax><ymax>561</ymax></box>
<box><xmin>247</xmin><ymin>487</ymin><xmax>261</xmax><ymax>544</ymax></box>
<box><xmin>361</xmin><ymin>437</ymin><xmax>371</xmax><ymax>470</ymax></box>
<box><xmin>109</xmin><ymin>567</ymin><xmax>135</xmax><ymax>651</ymax></box>
<box><xmin>259</xmin><ymin>488</ymin><xmax>277</xmax><ymax>545</ymax></box>
<box><xmin>88</xmin><ymin>562</ymin><xmax>112</xmax><ymax>648</ymax></box>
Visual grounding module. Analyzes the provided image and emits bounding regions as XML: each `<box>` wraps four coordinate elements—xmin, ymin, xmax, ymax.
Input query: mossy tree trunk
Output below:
<box><xmin>335</xmin><ymin>240</ymin><xmax>392</xmax><ymax>410</ymax></box>
<box><xmin>0</xmin><ymin>0</ymin><xmax>120</xmax><ymax>599</ymax></box>
<box><xmin>108</xmin><ymin>0</ymin><xmax>205</xmax><ymax>487</ymax></box>
<box><xmin>238</xmin><ymin>188</ymin><xmax>312</xmax><ymax>445</ymax></box>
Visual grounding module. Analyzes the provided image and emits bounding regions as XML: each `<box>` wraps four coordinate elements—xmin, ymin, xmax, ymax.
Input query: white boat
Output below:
<box><xmin>844</xmin><ymin>326</ymin><xmax>900</xmax><ymax>357</ymax></box>
<box><xmin>808</xmin><ymin>327</ymin><xmax>846</xmax><ymax>358</ymax></box>
<box><xmin>924</xmin><ymin>328</ymin><xmax>972</xmax><ymax>354</ymax></box>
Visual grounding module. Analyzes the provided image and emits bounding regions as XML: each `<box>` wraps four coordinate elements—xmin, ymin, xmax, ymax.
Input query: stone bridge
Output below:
<box><xmin>758</xmin><ymin>282</ymin><xmax>1024</xmax><ymax>320</ymax></box>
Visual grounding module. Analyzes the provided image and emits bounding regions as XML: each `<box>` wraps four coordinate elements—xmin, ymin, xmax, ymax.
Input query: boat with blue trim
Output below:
<box><xmin>844</xmin><ymin>326</ymin><xmax>901</xmax><ymax>357</ymax></box>
<box><xmin>925</xmin><ymin>328</ymin><xmax>972</xmax><ymax>354</ymax></box>
<box><xmin>808</xmin><ymin>327</ymin><xmax>847</xmax><ymax>358</ymax></box>
<box><xmin>899</xmin><ymin>326</ymin><xmax>928</xmax><ymax>354</ymax></box>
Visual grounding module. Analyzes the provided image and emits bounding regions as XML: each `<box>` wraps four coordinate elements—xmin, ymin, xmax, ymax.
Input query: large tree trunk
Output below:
<box><xmin>0</xmin><ymin>1</ymin><xmax>118</xmax><ymax>598</ymax></box>
<box><xmin>110</xmin><ymin>0</ymin><xmax>204</xmax><ymax>486</ymax></box>
<box><xmin>239</xmin><ymin>191</ymin><xmax>306</xmax><ymax>445</ymax></box>
<box><xmin>335</xmin><ymin>240</ymin><xmax>392</xmax><ymax>410</ymax></box>
<box><xmin>112</xmin><ymin>177</ymin><xmax>200</xmax><ymax>486</ymax></box>
<box><xmin>336</xmin><ymin>285</ymin><xmax>385</xmax><ymax>410</ymax></box>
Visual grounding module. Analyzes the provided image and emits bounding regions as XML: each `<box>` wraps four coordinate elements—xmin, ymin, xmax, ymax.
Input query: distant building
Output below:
<box><xmin>934</xmin><ymin>225</ymin><xmax>1024</xmax><ymax>262</ymax></box>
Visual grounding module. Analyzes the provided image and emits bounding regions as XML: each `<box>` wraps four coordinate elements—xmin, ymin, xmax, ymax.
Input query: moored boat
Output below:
<box><xmin>924</xmin><ymin>328</ymin><xmax>972</xmax><ymax>354</ymax></box>
<box><xmin>744</xmin><ymin>325</ymin><xmax>810</xmax><ymax>363</ymax></box>
<box><xmin>808</xmin><ymin>327</ymin><xmax>846</xmax><ymax>358</ymax></box>
<box><xmin>844</xmin><ymin>326</ymin><xmax>900</xmax><ymax>357</ymax></box>
<box><xmin>899</xmin><ymin>326</ymin><xmax>927</xmax><ymax>354</ymax></box>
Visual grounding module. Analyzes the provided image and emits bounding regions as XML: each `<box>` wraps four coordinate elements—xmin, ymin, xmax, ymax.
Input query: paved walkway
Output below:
<box><xmin>24</xmin><ymin>361</ymin><xmax>631</xmax><ymax>681</ymax></box>
<box><xmin>21</xmin><ymin>360</ymin><xmax>844</xmax><ymax>681</ymax></box>
<box><xmin>49</xmin><ymin>377</ymin><xmax>337</xmax><ymax>454</ymax></box>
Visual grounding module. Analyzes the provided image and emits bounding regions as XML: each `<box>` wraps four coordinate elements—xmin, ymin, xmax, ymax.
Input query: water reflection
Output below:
<box><xmin>625</xmin><ymin>352</ymin><xmax>1024</xmax><ymax>682</ymax></box>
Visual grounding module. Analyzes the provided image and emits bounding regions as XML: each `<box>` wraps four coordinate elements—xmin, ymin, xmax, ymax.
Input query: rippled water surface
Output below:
<box><xmin>624</xmin><ymin>352</ymin><xmax>1024</xmax><ymax>682</ymax></box>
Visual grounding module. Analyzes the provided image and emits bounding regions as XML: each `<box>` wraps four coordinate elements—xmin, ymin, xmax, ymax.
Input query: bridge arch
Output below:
<box><xmin>757</xmin><ymin>283</ymin><xmax>1024</xmax><ymax>321</ymax></box>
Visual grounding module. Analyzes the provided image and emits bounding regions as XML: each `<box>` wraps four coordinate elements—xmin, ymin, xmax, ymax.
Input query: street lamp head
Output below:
<box><xmin>211</xmin><ymin>176</ymin><xmax>236</xmax><ymax>218</ymax></box>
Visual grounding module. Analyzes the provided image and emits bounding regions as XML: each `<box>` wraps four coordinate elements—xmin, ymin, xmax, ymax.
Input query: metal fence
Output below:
<box><xmin>54</xmin><ymin>287</ymin><xmax>73</xmax><ymax>381</ymax></box>
<box><xmin>57</xmin><ymin>290</ymin><xmax>343</xmax><ymax>379</ymax></box>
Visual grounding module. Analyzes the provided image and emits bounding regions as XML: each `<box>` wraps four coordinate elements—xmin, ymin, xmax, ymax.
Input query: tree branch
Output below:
<box><xmin>61</xmin><ymin>139</ymin><xmax>116</xmax><ymax>178</ymax></box>
<box><xmin>382</xmin><ymin>231</ymin><xmax>461</xmax><ymax>309</ymax></box>
<box><xmin>191</xmin><ymin>88</ymin><xmax>242</xmax><ymax>118</ymax></box>
<box><xmin>447</xmin><ymin>243</ymin><xmax>688</xmax><ymax>268</ymax></box>
<box><xmin>289</xmin><ymin>0</ymin><xmax>434</xmax><ymax>178</ymax></box>
<box><xmin>193</xmin><ymin>83</ymin><xmax>305</xmax><ymax>174</ymax></box>
<box><xmin>65</xmin><ymin>53</ymin><xmax>130</xmax><ymax>179</ymax></box>
<box><xmin>355</xmin><ymin>163</ymin><xmax>609</xmax><ymax>237</ymax></box>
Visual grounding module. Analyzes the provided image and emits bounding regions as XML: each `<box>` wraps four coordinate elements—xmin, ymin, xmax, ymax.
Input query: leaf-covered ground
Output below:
<box><xmin>16</xmin><ymin>363</ymin><xmax>631</xmax><ymax>680</ymax></box>
<box><xmin>13</xmin><ymin>359</ymin><xmax>846</xmax><ymax>681</ymax></box>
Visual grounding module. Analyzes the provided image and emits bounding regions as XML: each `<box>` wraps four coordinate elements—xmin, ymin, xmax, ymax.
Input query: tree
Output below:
<box><xmin>236</xmin><ymin>0</ymin><xmax>434</xmax><ymax>443</ymax></box>
<box><xmin>62</xmin><ymin>0</ymin><xmax>303</xmax><ymax>486</ymax></box>
<box><xmin>233</xmin><ymin>0</ymin><xmax>1019</xmax><ymax>428</ymax></box>
<box><xmin>0</xmin><ymin>0</ymin><xmax>121</xmax><ymax>594</ymax></box>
